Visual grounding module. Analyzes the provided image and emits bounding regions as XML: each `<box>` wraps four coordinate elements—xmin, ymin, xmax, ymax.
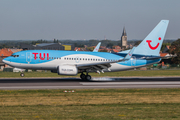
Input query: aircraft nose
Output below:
<box><xmin>2</xmin><ymin>59</ymin><xmax>7</xmax><ymax>64</ymax></box>
<box><xmin>2</xmin><ymin>57</ymin><xmax>9</xmax><ymax>64</ymax></box>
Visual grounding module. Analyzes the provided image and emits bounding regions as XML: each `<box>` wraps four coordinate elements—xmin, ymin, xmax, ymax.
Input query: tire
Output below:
<box><xmin>80</xmin><ymin>74</ymin><xmax>86</xmax><ymax>80</ymax></box>
<box><xmin>20</xmin><ymin>73</ymin><xmax>24</xmax><ymax>77</ymax></box>
<box><xmin>86</xmin><ymin>75</ymin><xmax>91</xmax><ymax>81</ymax></box>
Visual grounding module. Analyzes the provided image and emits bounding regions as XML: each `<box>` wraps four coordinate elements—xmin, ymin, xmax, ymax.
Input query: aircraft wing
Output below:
<box><xmin>77</xmin><ymin>62</ymin><xmax>113</xmax><ymax>73</ymax></box>
<box><xmin>76</xmin><ymin>47</ymin><xmax>136</xmax><ymax>73</ymax></box>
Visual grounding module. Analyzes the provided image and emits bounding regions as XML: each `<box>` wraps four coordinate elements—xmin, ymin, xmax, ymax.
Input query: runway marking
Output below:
<box><xmin>1</xmin><ymin>77</ymin><xmax>180</xmax><ymax>89</ymax></box>
<box><xmin>1</xmin><ymin>85</ymin><xmax>180</xmax><ymax>89</ymax></box>
<box><xmin>80</xmin><ymin>82</ymin><xmax>180</xmax><ymax>85</ymax></box>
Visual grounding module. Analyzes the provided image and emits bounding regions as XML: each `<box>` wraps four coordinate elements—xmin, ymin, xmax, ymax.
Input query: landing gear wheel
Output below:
<box><xmin>20</xmin><ymin>73</ymin><xmax>24</xmax><ymax>77</ymax></box>
<box><xmin>80</xmin><ymin>73</ymin><xmax>86</xmax><ymax>80</ymax></box>
<box><xmin>86</xmin><ymin>75</ymin><xmax>91</xmax><ymax>81</ymax></box>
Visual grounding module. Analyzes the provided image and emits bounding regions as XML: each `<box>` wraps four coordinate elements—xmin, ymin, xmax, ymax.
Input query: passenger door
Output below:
<box><xmin>26</xmin><ymin>52</ymin><xmax>31</xmax><ymax>63</ymax></box>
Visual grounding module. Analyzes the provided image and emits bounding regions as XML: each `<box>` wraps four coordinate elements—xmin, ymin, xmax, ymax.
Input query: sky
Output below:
<box><xmin>0</xmin><ymin>0</ymin><xmax>179</xmax><ymax>40</ymax></box>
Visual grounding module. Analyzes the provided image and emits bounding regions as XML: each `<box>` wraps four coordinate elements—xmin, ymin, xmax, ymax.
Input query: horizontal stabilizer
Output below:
<box><xmin>143</xmin><ymin>55</ymin><xmax>176</xmax><ymax>60</ymax></box>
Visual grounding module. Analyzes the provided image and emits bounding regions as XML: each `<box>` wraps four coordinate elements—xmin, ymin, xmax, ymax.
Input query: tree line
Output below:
<box><xmin>0</xmin><ymin>39</ymin><xmax>180</xmax><ymax>64</ymax></box>
<box><xmin>0</xmin><ymin>39</ymin><xmax>175</xmax><ymax>49</ymax></box>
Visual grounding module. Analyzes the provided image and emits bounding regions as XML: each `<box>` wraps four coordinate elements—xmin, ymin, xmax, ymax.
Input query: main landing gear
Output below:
<box><xmin>80</xmin><ymin>73</ymin><xmax>91</xmax><ymax>81</ymax></box>
<box><xmin>20</xmin><ymin>73</ymin><xmax>24</xmax><ymax>77</ymax></box>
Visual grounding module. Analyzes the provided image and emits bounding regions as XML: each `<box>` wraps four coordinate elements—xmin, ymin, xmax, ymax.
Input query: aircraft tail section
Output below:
<box><xmin>133</xmin><ymin>20</ymin><xmax>169</xmax><ymax>56</ymax></box>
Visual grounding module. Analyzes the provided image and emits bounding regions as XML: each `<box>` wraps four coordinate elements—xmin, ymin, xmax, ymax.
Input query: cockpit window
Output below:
<box><xmin>11</xmin><ymin>55</ymin><xmax>19</xmax><ymax>57</ymax></box>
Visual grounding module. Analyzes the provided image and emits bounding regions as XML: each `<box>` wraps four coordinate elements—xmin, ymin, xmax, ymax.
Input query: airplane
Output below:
<box><xmin>3</xmin><ymin>20</ymin><xmax>169</xmax><ymax>80</ymax></box>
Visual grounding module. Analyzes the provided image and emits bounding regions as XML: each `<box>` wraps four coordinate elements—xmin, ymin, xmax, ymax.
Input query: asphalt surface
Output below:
<box><xmin>0</xmin><ymin>77</ymin><xmax>180</xmax><ymax>90</ymax></box>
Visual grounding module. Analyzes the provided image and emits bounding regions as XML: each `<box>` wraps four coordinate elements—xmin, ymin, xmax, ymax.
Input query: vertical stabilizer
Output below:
<box><xmin>133</xmin><ymin>20</ymin><xmax>169</xmax><ymax>56</ymax></box>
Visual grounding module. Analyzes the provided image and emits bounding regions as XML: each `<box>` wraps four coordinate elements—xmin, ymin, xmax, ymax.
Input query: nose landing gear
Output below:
<box><xmin>80</xmin><ymin>73</ymin><xmax>91</xmax><ymax>81</ymax></box>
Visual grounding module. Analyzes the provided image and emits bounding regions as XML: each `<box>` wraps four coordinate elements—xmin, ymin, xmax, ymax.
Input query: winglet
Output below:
<box><xmin>93</xmin><ymin>42</ymin><xmax>101</xmax><ymax>52</ymax></box>
<box><xmin>124</xmin><ymin>47</ymin><xmax>136</xmax><ymax>60</ymax></box>
<box><xmin>118</xmin><ymin>47</ymin><xmax>136</xmax><ymax>62</ymax></box>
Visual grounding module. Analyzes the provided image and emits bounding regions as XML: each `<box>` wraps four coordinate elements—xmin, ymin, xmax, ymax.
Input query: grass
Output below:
<box><xmin>1</xmin><ymin>69</ymin><xmax>180</xmax><ymax>78</ymax></box>
<box><xmin>0</xmin><ymin>88</ymin><xmax>180</xmax><ymax>119</ymax></box>
<box><xmin>1</xmin><ymin>70</ymin><xmax>180</xmax><ymax>119</ymax></box>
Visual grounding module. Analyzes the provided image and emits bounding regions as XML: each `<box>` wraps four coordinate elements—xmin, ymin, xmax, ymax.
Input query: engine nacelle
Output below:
<box><xmin>57</xmin><ymin>65</ymin><xmax>78</xmax><ymax>76</ymax></box>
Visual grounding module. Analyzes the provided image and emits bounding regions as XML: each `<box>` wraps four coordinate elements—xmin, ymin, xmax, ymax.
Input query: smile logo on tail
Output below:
<box><xmin>146</xmin><ymin>37</ymin><xmax>161</xmax><ymax>50</ymax></box>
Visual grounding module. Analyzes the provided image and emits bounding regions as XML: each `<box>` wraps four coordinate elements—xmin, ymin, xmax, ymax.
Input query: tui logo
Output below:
<box><xmin>32</xmin><ymin>53</ymin><xmax>49</xmax><ymax>60</ymax></box>
<box><xmin>146</xmin><ymin>37</ymin><xmax>161</xmax><ymax>50</ymax></box>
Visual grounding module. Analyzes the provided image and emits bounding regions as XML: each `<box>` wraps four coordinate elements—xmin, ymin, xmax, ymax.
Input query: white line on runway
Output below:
<box><xmin>1</xmin><ymin>85</ymin><xmax>180</xmax><ymax>89</ymax></box>
<box><xmin>80</xmin><ymin>82</ymin><xmax>180</xmax><ymax>85</ymax></box>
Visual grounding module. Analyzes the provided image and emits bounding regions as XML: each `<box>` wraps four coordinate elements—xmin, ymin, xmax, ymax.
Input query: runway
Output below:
<box><xmin>0</xmin><ymin>77</ymin><xmax>180</xmax><ymax>90</ymax></box>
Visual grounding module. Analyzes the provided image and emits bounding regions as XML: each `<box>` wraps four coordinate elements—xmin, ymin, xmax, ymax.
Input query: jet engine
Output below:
<box><xmin>57</xmin><ymin>65</ymin><xmax>78</xmax><ymax>76</ymax></box>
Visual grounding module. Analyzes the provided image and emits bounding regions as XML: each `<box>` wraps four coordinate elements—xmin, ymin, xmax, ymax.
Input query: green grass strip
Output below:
<box><xmin>0</xmin><ymin>88</ymin><xmax>180</xmax><ymax>119</ymax></box>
